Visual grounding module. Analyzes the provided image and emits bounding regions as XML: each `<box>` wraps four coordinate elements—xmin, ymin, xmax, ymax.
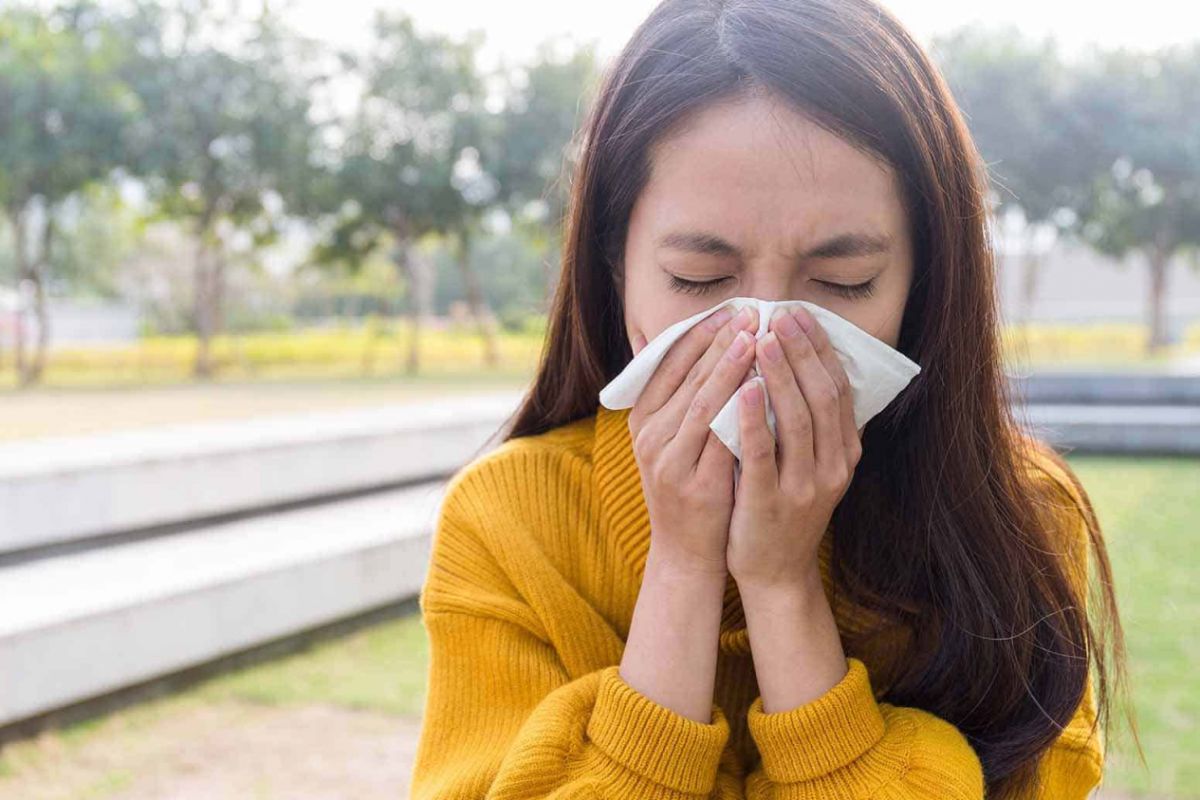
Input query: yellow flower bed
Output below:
<box><xmin>1001</xmin><ymin>321</ymin><xmax>1200</xmax><ymax>365</ymax></box>
<box><xmin>18</xmin><ymin>320</ymin><xmax>1200</xmax><ymax>387</ymax></box>
<box><xmin>39</xmin><ymin>325</ymin><xmax>545</xmax><ymax>385</ymax></box>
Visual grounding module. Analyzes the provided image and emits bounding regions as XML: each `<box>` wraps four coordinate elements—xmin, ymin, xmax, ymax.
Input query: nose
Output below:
<box><xmin>735</xmin><ymin>283</ymin><xmax>820</xmax><ymax>338</ymax></box>
<box><xmin>739</xmin><ymin>273</ymin><xmax>813</xmax><ymax>310</ymax></box>
<box><xmin>731</xmin><ymin>297</ymin><xmax>789</xmax><ymax>340</ymax></box>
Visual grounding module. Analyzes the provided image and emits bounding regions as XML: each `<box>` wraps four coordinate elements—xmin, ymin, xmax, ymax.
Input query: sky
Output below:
<box><xmin>286</xmin><ymin>0</ymin><xmax>1199</xmax><ymax>72</ymax></box>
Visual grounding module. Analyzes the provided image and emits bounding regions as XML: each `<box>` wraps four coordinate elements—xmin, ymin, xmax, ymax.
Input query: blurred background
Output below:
<box><xmin>0</xmin><ymin>0</ymin><xmax>1196</xmax><ymax>798</ymax></box>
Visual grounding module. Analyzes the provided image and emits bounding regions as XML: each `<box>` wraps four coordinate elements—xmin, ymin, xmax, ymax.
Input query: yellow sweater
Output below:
<box><xmin>410</xmin><ymin>405</ymin><xmax>1104</xmax><ymax>799</ymax></box>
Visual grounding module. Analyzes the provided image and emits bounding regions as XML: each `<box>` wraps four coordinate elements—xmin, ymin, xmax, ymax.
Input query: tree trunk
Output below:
<box><xmin>455</xmin><ymin>228</ymin><xmax>499</xmax><ymax>368</ymax></box>
<box><xmin>193</xmin><ymin>231</ymin><xmax>215</xmax><ymax>379</ymax></box>
<box><xmin>391</xmin><ymin>242</ymin><xmax>420</xmax><ymax>376</ymax></box>
<box><xmin>8</xmin><ymin>205</ymin><xmax>52</xmax><ymax>389</ymax></box>
<box><xmin>26</xmin><ymin>266</ymin><xmax>50</xmax><ymax>386</ymax></box>
<box><xmin>27</xmin><ymin>214</ymin><xmax>54</xmax><ymax>385</ymax></box>
<box><xmin>1146</xmin><ymin>246</ymin><xmax>1170</xmax><ymax>356</ymax></box>
<box><xmin>10</xmin><ymin>208</ymin><xmax>30</xmax><ymax>387</ymax></box>
<box><xmin>1019</xmin><ymin>233</ymin><xmax>1042</xmax><ymax>326</ymax></box>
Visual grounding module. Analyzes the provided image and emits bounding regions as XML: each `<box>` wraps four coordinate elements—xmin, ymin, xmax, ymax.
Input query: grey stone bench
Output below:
<box><xmin>0</xmin><ymin>391</ymin><xmax>522</xmax><ymax>557</ymax></box>
<box><xmin>0</xmin><ymin>390</ymin><xmax>522</xmax><ymax>729</ymax></box>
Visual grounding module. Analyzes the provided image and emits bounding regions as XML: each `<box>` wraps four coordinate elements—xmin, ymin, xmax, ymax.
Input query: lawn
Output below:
<box><xmin>0</xmin><ymin>455</ymin><xmax>1195</xmax><ymax>799</ymax></box>
<box><xmin>1070</xmin><ymin>456</ymin><xmax>1200</xmax><ymax>795</ymax></box>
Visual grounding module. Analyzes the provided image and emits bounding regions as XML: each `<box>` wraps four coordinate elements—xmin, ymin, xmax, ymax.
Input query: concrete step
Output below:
<box><xmin>0</xmin><ymin>390</ymin><xmax>522</xmax><ymax>556</ymax></box>
<box><xmin>0</xmin><ymin>480</ymin><xmax>445</xmax><ymax>728</ymax></box>
<box><xmin>2</xmin><ymin>389</ymin><xmax>1194</xmax><ymax>731</ymax></box>
<box><xmin>1018</xmin><ymin>403</ymin><xmax>1200</xmax><ymax>455</ymax></box>
<box><xmin>1010</xmin><ymin>372</ymin><xmax>1200</xmax><ymax>406</ymax></box>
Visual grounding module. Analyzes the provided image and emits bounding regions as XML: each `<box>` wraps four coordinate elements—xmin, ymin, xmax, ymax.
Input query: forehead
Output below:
<box><xmin>639</xmin><ymin>94</ymin><xmax>904</xmax><ymax>246</ymax></box>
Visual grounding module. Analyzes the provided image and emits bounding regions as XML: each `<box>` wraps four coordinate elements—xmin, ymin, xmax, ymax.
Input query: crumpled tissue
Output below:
<box><xmin>598</xmin><ymin>296</ymin><xmax>921</xmax><ymax>462</ymax></box>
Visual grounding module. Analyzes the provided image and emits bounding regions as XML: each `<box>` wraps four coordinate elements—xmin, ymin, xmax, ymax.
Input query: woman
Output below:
<box><xmin>410</xmin><ymin>0</ymin><xmax>1130</xmax><ymax>797</ymax></box>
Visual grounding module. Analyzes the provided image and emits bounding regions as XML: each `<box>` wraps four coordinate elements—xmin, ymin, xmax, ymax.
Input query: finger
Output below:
<box><xmin>654</xmin><ymin>305</ymin><xmax>759</xmax><ymax>440</ymax></box>
<box><xmin>696</xmin><ymin>426</ymin><xmax>735</xmax><ymax>486</ymax></box>
<box><xmin>755</xmin><ymin>330</ymin><xmax>814</xmax><ymax>488</ymax></box>
<box><xmin>772</xmin><ymin>309</ymin><xmax>842</xmax><ymax>476</ymax></box>
<box><xmin>791</xmin><ymin>306</ymin><xmax>861</xmax><ymax>465</ymax></box>
<box><xmin>632</xmin><ymin>332</ymin><xmax>648</xmax><ymax>355</ymax></box>
<box><xmin>736</xmin><ymin>377</ymin><xmax>777</xmax><ymax>489</ymax></box>
<box><xmin>668</xmin><ymin>325</ymin><xmax>758</xmax><ymax>467</ymax></box>
<box><xmin>634</xmin><ymin>304</ymin><xmax>737</xmax><ymax>418</ymax></box>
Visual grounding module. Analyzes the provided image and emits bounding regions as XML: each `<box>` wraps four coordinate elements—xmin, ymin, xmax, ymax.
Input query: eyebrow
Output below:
<box><xmin>656</xmin><ymin>230</ymin><xmax>892</xmax><ymax>261</ymax></box>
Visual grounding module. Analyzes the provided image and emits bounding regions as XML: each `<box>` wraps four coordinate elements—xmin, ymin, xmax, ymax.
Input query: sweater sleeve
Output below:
<box><xmin>409</xmin><ymin>460</ymin><xmax>733</xmax><ymax>800</ymax></box>
<box><xmin>741</xmin><ymin>658</ymin><xmax>986</xmax><ymax>799</ymax></box>
<box><xmin>1034</xmin><ymin>674</ymin><xmax>1103</xmax><ymax>798</ymax></box>
<box><xmin>740</xmin><ymin>446</ymin><xmax>1106</xmax><ymax>800</ymax></box>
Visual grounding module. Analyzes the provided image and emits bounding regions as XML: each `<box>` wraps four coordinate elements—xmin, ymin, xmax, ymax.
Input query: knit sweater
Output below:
<box><xmin>410</xmin><ymin>404</ymin><xmax>1104</xmax><ymax>799</ymax></box>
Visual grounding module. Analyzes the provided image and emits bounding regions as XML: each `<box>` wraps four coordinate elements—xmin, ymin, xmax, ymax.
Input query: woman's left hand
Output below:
<box><xmin>726</xmin><ymin>305</ymin><xmax>862</xmax><ymax>594</ymax></box>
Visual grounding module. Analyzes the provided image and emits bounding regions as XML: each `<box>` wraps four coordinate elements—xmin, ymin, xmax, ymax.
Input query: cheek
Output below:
<box><xmin>838</xmin><ymin>300</ymin><xmax>906</xmax><ymax>349</ymax></box>
<box><xmin>871</xmin><ymin>308</ymin><xmax>904</xmax><ymax>349</ymax></box>
<box><xmin>856</xmin><ymin>273</ymin><xmax>910</xmax><ymax>348</ymax></box>
<box><xmin>622</xmin><ymin>267</ymin><xmax>696</xmax><ymax>344</ymax></box>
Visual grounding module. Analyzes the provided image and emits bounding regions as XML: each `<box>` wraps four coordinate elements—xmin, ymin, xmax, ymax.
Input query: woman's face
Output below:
<box><xmin>619</xmin><ymin>91</ymin><xmax>914</xmax><ymax>353</ymax></box>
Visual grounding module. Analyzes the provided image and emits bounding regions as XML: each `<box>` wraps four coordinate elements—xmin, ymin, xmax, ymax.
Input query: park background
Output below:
<box><xmin>0</xmin><ymin>0</ymin><xmax>1197</xmax><ymax>798</ymax></box>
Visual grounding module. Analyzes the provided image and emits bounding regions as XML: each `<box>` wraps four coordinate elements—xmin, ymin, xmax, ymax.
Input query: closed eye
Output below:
<box><xmin>667</xmin><ymin>275</ymin><xmax>731</xmax><ymax>296</ymax></box>
<box><xmin>820</xmin><ymin>278</ymin><xmax>877</xmax><ymax>300</ymax></box>
<box><xmin>666</xmin><ymin>274</ymin><xmax>877</xmax><ymax>300</ymax></box>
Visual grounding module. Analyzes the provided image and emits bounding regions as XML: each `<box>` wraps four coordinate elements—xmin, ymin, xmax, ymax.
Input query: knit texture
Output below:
<box><xmin>409</xmin><ymin>405</ymin><xmax>1104</xmax><ymax>799</ymax></box>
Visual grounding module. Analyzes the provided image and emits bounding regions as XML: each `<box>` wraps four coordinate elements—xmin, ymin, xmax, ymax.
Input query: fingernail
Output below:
<box><xmin>794</xmin><ymin>307</ymin><xmax>814</xmax><ymax>333</ymax></box>
<box><xmin>776</xmin><ymin>312</ymin><xmax>802</xmax><ymax>338</ymax></box>
<box><xmin>727</xmin><ymin>329</ymin><xmax>752</xmax><ymax>358</ymax></box>
<box><xmin>705</xmin><ymin>307</ymin><xmax>734</xmax><ymax>331</ymax></box>
<box><xmin>761</xmin><ymin>331</ymin><xmax>784</xmax><ymax>362</ymax></box>
<box><xmin>736</xmin><ymin>306</ymin><xmax>755</xmax><ymax>327</ymax></box>
<box><xmin>741</xmin><ymin>381</ymin><xmax>761</xmax><ymax>405</ymax></box>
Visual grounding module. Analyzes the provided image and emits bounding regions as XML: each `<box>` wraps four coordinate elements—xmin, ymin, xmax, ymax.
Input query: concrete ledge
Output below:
<box><xmin>0</xmin><ymin>390</ymin><xmax>522</xmax><ymax>556</ymax></box>
<box><xmin>1017</xmin><ymin>404</ymin><xmax>1200</xmax><ymax>455</ymax></box>
<box><xmin>0</xmin><ymin>480</ymin><xmax>446</xmax><ymax>727</ymax></box>
<box><xmin>1010</xmin><ymin>372</ymin><xmax>1200</xmax><ymax>406</ymax></box>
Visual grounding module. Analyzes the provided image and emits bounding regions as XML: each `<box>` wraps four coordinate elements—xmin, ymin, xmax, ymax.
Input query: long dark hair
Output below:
<box><xmin>499</xmin><ymin>0</ymin><xmax>1132</xmax><ymax>795</ymax></box>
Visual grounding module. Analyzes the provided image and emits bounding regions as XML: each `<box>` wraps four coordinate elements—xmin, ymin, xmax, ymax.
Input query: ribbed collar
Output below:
<box><xmin>593</xmin><ymin>404</ymin><xmax>828</xmax><ymax>657</ymax></box>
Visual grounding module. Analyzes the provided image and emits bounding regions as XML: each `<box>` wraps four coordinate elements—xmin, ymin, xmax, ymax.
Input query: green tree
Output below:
<box><xmin>445</xmin><ymin>41</ymin><xmax>599</xmax><ymax>366</ymax></box>
<box><xmin>306</xmin><ymin>11</ymin><xmax>491</xmax><ymax>373</ymax></box>
<box><xmin>487</xmin><ymin>41</ymin><xmax>599</xmax><ymax>310</ymax></box>
<box><xmin>0</xmin><ymin>3</ymin><xmax>133</xmax><ymax>385</ymax></box>
<box><xmin>1065</xmin><ymin>43</ymin><xmax>1200</xmax><ymax>352</ymax></box>
<box><xmin>115</xmin><ymin>0</ymin><xmax>321</xmax><ymax>377</ymax></box>
<box><xmin>934</xmin><ymin>26</ymin><xmax>1085</xmax><ymax>324</ymax></box>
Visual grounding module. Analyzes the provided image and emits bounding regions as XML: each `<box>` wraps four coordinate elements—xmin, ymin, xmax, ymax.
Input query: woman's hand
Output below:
<box><xmin>726</xmin><ymin>304</ymin><xmax>862</xmax><ymax>594</ymax></box>
<box><xmin>627</xmin><ymin>303</ymin><xmax>760</xmax><ymax>578</ymax></box>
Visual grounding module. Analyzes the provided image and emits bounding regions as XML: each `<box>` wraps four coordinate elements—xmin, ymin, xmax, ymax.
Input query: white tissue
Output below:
<box><xmin>598</xmin><ymin>296</ymin><xmax>921</xmax><ymax>462</ymax></box>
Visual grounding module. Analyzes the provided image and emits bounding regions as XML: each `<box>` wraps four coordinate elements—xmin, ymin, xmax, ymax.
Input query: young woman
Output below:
<box><xmin>410</xmin><ymin>0</ymin><xmax>1130</xmax><ymax>797</ymax></box>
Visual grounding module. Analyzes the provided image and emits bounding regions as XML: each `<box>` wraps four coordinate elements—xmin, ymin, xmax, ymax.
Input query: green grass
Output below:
<box><xmin>1068</xmin><ymin>456</ymin><xmax>1200</xmax><ymax>796</ymax></box>
<box><xmin>0</xmin><ymin>613</ymin><xmax>433</xmax><ymax>795</ymax></box>
<box><xmin>186</xmin><ymin>614</ymin><xmax>431</xmax><ymax>716</ymax></box>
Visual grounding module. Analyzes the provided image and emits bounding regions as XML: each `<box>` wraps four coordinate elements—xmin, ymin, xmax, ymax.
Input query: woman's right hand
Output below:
<box><xmin>627</xmin><ymin>303</ymin><xmax>761</xmax><ymax>579</ymax></box>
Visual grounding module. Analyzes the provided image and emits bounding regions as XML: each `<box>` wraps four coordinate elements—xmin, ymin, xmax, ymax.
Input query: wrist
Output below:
<box><xmin>645</xmin><ymin>542</ymin><xmax>730</xmax><ymax>586</ymax></box>
<box><xmin>736</xmin><ymin>566</ymin><xmax>825</xmax><ymax>608</ymax></box>
<box><xmin>739</xmin><ymin>569</ymin><xmax>846</xmax><ymax>713</ymax></box>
